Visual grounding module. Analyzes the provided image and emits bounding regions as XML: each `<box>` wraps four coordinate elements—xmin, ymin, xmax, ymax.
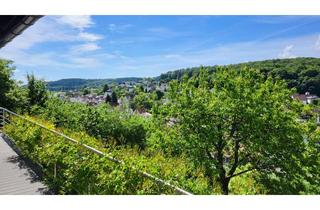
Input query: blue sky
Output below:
<box><xmin>1</xmin><ymin>15</ymin><xmax>320</xmax><ymax>82</ymax></box>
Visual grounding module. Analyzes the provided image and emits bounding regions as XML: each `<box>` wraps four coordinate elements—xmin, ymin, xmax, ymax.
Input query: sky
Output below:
<box><xmin>1</xmin><ymin>15</ymin><xmax>320</xmax><ymax>82</ymax></box>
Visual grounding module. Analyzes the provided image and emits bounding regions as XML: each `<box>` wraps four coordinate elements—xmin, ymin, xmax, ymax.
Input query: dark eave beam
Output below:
<box><xmin>0</xmin><ymin>15</ymin><xmax>43</xmax><ymax>48</ymax></box>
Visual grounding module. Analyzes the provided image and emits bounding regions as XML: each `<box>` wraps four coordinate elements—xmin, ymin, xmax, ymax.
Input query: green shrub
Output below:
<box><xmin>3</xmin><ymin>116</ymin><xmax>209</xmax><ymax>194</ymax></box>
<box><xmin>36</xmin><ymin>98</ymin><xmax>148</xmax><ymax>148</ymax></box>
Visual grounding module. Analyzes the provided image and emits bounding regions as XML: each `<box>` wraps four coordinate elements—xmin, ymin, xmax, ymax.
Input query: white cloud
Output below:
<box><xmin>147</xmin><ymin>26</ymin><xmax>179</xmax><ymax>38</ymax></box>
<box><xmin>2</xmin><ymin>17</ymin><xmax>76</xmax><ymax>50</ymax></box>
<box><xmin>147</xmin><ymin>27</ymin><xmax>172</xmax><ymax>34</ymax></box>
<box><xmin>71</xmin><ymin>43</ymin><xmax>101</xmax><ymax>53</ymax></box>
<box><xmin>108</xmin><ymin>24</ymin><xmax>116</xmax><ymax>31</ymax></box>
<box><xmin>0</xmin><ymin>16</ymin><xmax>106</xmax><ymax>74</ymax></box>
<box><xmin>68</xmin><ymin>57</ymin><xmax>101</xmax><ymax>67</ymax></box>
<box><xmin>108</xmin><ymin>35</ymin><xmax>162</xmax><ymax>45</ymax></box>
<box><xmin>1</xmin><ymin>16</ymin><xmax>103</xmax><ymax>52</ymax></box>
<box><xmin>315</xmin><ymin>35</ymin><xmax>320</xmax><ymax>50</ymax></box>
<box><xmin>108</xmin><ymin>23</ymin><xmax>133</xmax><ymax>32</ymax></box>
<box><xmin>163</xmin><ymin>54</ymin><xmax>183</xmax><ymax>59</ymax></box>
<box><xmin>107</xmin><ymin>34</ymin><xmax>320</xmax><ymax>78</ymax></box>
<box><xmin>253</xmin><ymin>16</ymin><xmax>306</xmax><ymax>24</ymax></box>
<box><xmin>56</xmin><ymin>16</ymin><xmax>94</xmax><ymax>30</ymax></box>
<box><xmin>278</xmin><ymin>44</ymin><xmax>296</xmax><ymax>58</ymax></box>
<box><xmin>0</xmin><ymin>48</ymin><xmax>65</xmax><ymax>68</ymax></box>
<box><xmin>78</xmin><ymin>32</ymin><xmax>103</xmax><ymax>42</ymax></box>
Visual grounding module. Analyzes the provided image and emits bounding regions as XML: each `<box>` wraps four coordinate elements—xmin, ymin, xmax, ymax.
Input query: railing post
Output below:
<box><xmin>0</xmin><ymin>108</ymin><xmax>2</xmax><ymax>129</ymax></box>
<box><xmin>2</xmin><ymin>108</ymin><xmax>5</xmax><ymax>130</ymax></box>
<box><xmin>54</xmin><ymin>163</ymin><xmax>57</xmax><ymax>179</ymax></box>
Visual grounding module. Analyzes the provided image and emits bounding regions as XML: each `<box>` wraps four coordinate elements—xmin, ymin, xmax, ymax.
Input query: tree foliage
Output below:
<box><xmin>83</xmin><ymin>88</ymin><xmax>90</xmax><ymax>95</ymax></box>
<box><xmin>130</xmin><ymin>90</ymin><xmax>153</xmax><ymax>112</ymax></box>
<box><xmin>27</xmin><ymin>73</ymin><xmax>48</xmax><ymax>108</ymax></box>
<box><xmin>32</xmin><ymin>98</ymin><xmax>148</xmax><ymax>148</ymax></box>
<box><xmin>0</xmin><ymin>60</ymin><xmax>14</xmax><ymax>107</ymax></box>
<box><xmin>0</xmin><ymin>59</ymin><xmax>28</xmax><ymax>111</ymax></box>
<box><xmin>103</xmin><ymin>84</ymin><xmax>109</xmax><ymax>92</ymax></box>
<box><xmin>158</xmin><ymin>57</ymin><xmax>320</xmax><ymax>96</ymax></box>
<box><xmin>105</xmin><ymin>94</ymin><xmax>112</xmax><ymax>104</ymax></box>
<box><xmin>110</xmin><ymin>91</ymin><xmax>118</xmax><ymax>106</ymax></box>
<box><xmin>154</xmin><ymin>67</ymin><xmax>318</xmax><ymax>194</ymax></box>
<box><xmin>47</xmin><ymin>77</ymin><xmax>142</xmax><ymax>91</ymax></box>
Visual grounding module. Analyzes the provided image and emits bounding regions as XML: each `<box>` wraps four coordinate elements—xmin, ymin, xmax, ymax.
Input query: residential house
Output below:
<box><xmin>292</xmin><ymin>92</ymin><xmax>319</xmax><ymax>105</ymax></box>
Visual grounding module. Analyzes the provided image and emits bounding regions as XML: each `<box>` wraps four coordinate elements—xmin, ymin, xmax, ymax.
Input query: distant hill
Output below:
<box><xmin>47</xmin><ymin>77</ymin><xmax>143</xmax><ymax>91</ymax></box>
<box><xmin>47</xmin><ymin>57</ymin><xmax>320</xmax><ymax>96</ymax></box>
<box><xmin>157</xmin><ymin>57</ymin><xmax>320</xmax><ymax>96</ymax></box>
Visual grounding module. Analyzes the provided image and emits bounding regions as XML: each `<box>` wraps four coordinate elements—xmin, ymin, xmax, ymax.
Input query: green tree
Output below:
<box><xmin>0</xmin><ymin>59</ymin><xmax>14</xmax><ymax>108</ymax></box>
<box><xmin>27</xmin><ymin>74</ymin><xmax>48</xmax><ymax>108</ymax></box>
<box><xmin>157</xmin><ymin>67</ymin><xmax>308</xmax><ymax>194</ymax></box>
<box><xmin>130</xmin><ymin>90</ymin><xmax>153</xmax><ymax>112</ymax></box>
<box><xmin>105</xmin><ymin>94</ymin><xmax>112</xmax><ymax>104</ymax></box>
<box><xmin>158</xmin><ymin>58</ymin><xmax>320</xmax><ymax>96</ymax></box>
<box><xmin>83</xmin><ymin>88</ymin><xmax>90</xmax><ymax>95</ymax></box>
<box><xmin>111</xmin><ymin>91</ymin><xmax>118</xmax><ymax>106</ymax></box>
<box><xmin>0</xmin><ymin>59</ymin><xmax>28</xmax><ymax>111</ymax></box>
<box><xmin>102</xmin><ymin>84</ymin><xmax>109</xmax><ymax>92</ymax></box>
<box><xmin>5</xmin><ymin>81</ymin><xmax>28</xmax><ymax>112</ymax></box>
<box><xmin>155</xmin><ymin>90</ymin><xmax>164</xmax><ymax>100</ymax></box>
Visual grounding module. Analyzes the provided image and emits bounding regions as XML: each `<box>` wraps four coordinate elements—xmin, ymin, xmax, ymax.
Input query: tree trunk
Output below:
<box><xmin>221</xmin><ymin>177</ymin><xmax>230</xmax><ymax>195</ymax></box>
<box><xmin>218</xmin><ymin>161</ymin><xmax>230</xmax><ymax>195</ymax></box>
<box><xmin>216</xmin><ymin>144</ymin><xmax>230</xmax><ymax>195</ymax></box>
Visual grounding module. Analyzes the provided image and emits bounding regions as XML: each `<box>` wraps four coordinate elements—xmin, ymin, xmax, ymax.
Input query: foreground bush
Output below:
<box><xmin>3</xmin><ymin>116</ymin><xmax>210</xmax><ymax>195</ymax></box>
<box><xmin>33</xmin><ymin>98</ymin><xmax>148</xmax><ymax>148</ymax></box>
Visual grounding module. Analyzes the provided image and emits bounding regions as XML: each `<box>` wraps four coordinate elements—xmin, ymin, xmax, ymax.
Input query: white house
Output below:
<box><xmin>292</xmin><ymin>92</ymin><xmax>319</xmax><ymax>105</ymax></box>
<box><xmin>104</xmin><ymin>90</ymin><xmax>113</xmax><ymax>97</ymax></box>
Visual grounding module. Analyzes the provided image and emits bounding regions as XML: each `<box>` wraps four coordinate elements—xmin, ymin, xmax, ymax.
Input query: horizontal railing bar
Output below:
<box><xmin>3</xmin><ymin>118</ymin><xmax>11</xmax><ymax>123</ymax></box>
<box><xmin>0</xmin><ymin>107</ymin><xmax>192</xmax><ymax>195</ymax></box>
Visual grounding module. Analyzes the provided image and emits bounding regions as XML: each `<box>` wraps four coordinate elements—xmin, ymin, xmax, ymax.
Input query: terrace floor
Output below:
<box><xmin>0</xmin><ymin>133</ymin><xmax>50</xmax><ymax>195</ymax></box>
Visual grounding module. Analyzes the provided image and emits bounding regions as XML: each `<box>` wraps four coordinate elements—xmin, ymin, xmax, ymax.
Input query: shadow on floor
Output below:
<box><xmin>2</xmin><ymin>134</ymin><xmax>54</xmax><ymax>195</ymax></box>
<box><xmin>7</xmin><ymin>155</ymin><xmax>42</xmax><ymax>183</ymax></box>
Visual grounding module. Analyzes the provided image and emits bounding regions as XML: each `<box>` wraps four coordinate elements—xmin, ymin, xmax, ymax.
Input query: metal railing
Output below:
<box><xmin>0</xmin><ymin>107</ymin><xmax>192</xmax><ymax>195</ymax></box>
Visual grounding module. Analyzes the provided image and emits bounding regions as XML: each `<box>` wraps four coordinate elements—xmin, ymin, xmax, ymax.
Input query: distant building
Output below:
<box><xmin>127</xmin><ymin>85</ymin><xmax>134</xmax><ymax>93</ymax></box>
<box><xmin>292</xmin><ymin>92</ymin><xmax>319</xmax><ymax>105</ymax></box>
<box><xmin>167</xmin><ymin>117</ymin><xmax>178</xmax><ymax>127</ymax></box>
<box><xmin>315</xmin><ymin>109</ymin><xmax>320</xmax><ymax>126</ymax></box>
<box><xmin>139</xmin><ymin>112</ymin><xmax>152</xmax><ymax>118</ymax></box>
<box><xmin>69</xmin><ymin>94</ymin><xmax>106</xmax><ymax>106</ymax></box>
<box><xmin>292</xmin><ymin>93</ymin><xmax>320</xmax><ymax>126</ymax></box>
<box><xmin>104</xmin><ymin>90</ymin><xmax>113</xmax><ymax>97</ymax></box>
<box><xmin>145</xmin><ymin>84</ymin><xmax>156</xmax><ymax>92</ymax></box>
<box><xmin>159</xmin><ymin>83</ymin><xmax>168</xmax><ymax>92</ymax></box>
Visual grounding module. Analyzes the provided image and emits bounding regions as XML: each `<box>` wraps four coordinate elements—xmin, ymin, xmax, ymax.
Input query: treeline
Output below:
<box><xmin>47</xmin><ymin>57</ymin><xmax>320</xmax><ymax>96</ymax></box>
<box><xmin>158</xmin><ymin>57</ymin><xmax>320</xmax><ymax>96</ymax></box>
<box><xmin>47</xmin><ymin>77</ymin><xmax>143</xmax><ymax>91</ymax></box>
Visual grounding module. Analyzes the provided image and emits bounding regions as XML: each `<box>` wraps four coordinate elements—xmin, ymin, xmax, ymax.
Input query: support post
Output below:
<box><xmin>2</xmin><ymin>109</ymin><xmax>5</xmax><ymax>131</ymax></box>
<box><xmin>54</xmin><ymin>163</ymin><xmax>57</xmax><ymax>179</ymax></box>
